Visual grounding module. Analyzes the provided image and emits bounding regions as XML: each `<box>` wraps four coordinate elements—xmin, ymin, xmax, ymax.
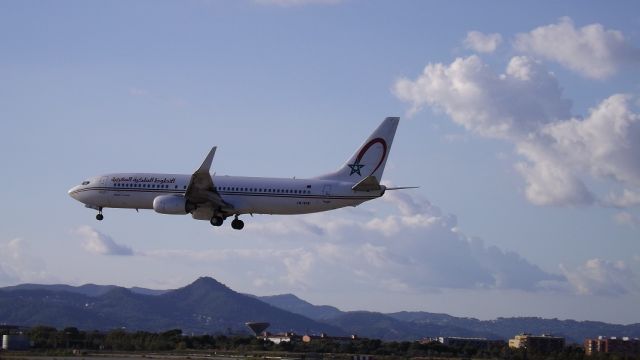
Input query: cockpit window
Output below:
<box><xmin>81</xmin><ymin>181</ymin><xmax>90</xmax><ymax>185</ymax></box>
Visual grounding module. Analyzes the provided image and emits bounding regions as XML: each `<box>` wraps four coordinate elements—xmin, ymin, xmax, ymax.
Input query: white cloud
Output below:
<box><xmin>515</xmin><ymin>141</ymin><xmax>595</xmax><ymax>206</ymax></box>
<box><xmin>254</xmin><ymin>0</ymin><xmax>342</xmax><ymax>6</ymax></box>
<box><xmin>281</xmin><ymin>250</ymin><xmax>314</xmax><ymax>287</ymax></box>
<box><xmin>394</xmin><ymin>54</ymin><xmax>640</xmax><ymax>207</ymax></box>
<box><xmin>147</xmin><ymin>191</ymin><xmax>561</xmax><ymax>293</ymax></box>
<box><xmin>394</xmin><ymin>55</ymin><xmax>571</xmax><ymax>139</ymax></box>
<box><xmin>0</xmin><ymin>238</ymin><xmax>49</xmax><ymax>285</ymax></box>
<box><xmin>605</xmin><ymin>189</ymin><xmax>640</xmax><ymax>208</ymax></box>
<box><xmin>75</xmin><ymin>226</ymin><xmax>134</xmax><ymax>256</ymax></box>
<box><xmin>146</xmin><ymin>248</ymin><xmax>315</xmax><ymax>289</ymax></box>
<box><xmin>464</xmin><ymin>31</ymin><xmax>503</xmax><ymax>53</ymax></box>
<box><xmin>561</xmin><ymin>259</ymin><xmax>640</xmax><ymax>296</ymax></box>
<box><xmin>0</xmin><ymin>263</ymin><xmax>18</xmax><ymax>284</ymax></box>
<box><xmin>514</xmin><ymin>17</ymin><xmax>640</xmax><ymax>79</ymax></box>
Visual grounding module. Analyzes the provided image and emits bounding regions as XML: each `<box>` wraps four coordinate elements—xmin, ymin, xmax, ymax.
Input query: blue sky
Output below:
<box><xmin>1</xmin><ymin>0</ymin><xmax>639</xmax><ymax>324</ymax></box>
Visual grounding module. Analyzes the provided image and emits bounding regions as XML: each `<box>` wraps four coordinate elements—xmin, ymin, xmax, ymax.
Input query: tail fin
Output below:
<box><xmin>316</xmin><ymin>117</ymin><xmax>399</xmax><ymax>184</ymax></box>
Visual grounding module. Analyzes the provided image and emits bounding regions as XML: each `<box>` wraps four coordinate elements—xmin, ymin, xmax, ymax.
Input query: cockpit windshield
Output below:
<box><xmin>81</xmin><ymin>181</ymin><xmax>90</xmax><ymax>185</ymax></box>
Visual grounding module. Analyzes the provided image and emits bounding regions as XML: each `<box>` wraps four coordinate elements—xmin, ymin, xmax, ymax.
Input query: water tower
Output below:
<box><xmin>245</xmin><ymin>322</ymin><xmax>270</xmax><ymax>336</ymax></box>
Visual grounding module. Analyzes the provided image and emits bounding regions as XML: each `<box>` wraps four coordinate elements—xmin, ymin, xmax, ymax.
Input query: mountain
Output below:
<box><xmin>0</xmin><ymin>277</ymin><xmax>342</xmax><ymax>335</ymax></box>
<box><xmin>0</xmin><ymin>283</ymin><xmax>168</xmax><ymax>297</ymax></box>
<box><xmin>2</xmin><ymin>278</ymin><xmax>639</xmax><ymax>343</ymax></box>
<box><xmin>324</xmin><ymin>311</ymin><xmax>497</xmax><ymax>341</ymax></box>
<box><xmin>259</xmin><ymin>294</ymin><xmax>343</xmax><ymax>320</ymax></box>
<box><xmin>387</xmin><ymin>311</ymin><xmax>640</xmax><ymax>344</ymax></box>
<box><xmin>256</xmin><ymin>295</ymin><xmax>640</xmax><ymax>343</ymax></box>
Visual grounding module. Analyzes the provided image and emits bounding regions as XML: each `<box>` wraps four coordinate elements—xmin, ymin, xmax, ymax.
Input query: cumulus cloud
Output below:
<box><xmin>146</xmin><ymin>191</ymin><xmax>562</xmax><ymax>293</ymax></box>
<box><xmin>464</xmin><ymin>31</ymin><xmax>503</xmax><ymax>53</ymax></box>
<box><xmin>514</xmin><ymin>17</ymin><xmax>640</xmax><ymax>79</ymax></box>
<box><xmin>561</xmin><ymin>259</ymin><xmax>640</xmax><ymax>296</ymax></box>
<box><xmin>0</xmin><ymin>238</ymin><xmax>48</xmax><ymax>285</ymax></box>
<box><xmin>394</xmin><ymin>55</ymin><xmax>571</xmax><ymax>138</ymax></box>
<box><xmin>147</xmin><ymin>248</ymin><xmax>315</xmax><ymax>289</ymax></box>
<box><xmin>0</xmin><ymin>263</ymin><xmax>18</xmax><ymax>284</ymax></box>
<box><xmin>75</xmin><ymin>226</ymin><xmax>134</xmax><ymax>256</ymax></box>
<box><xmin>605</xmin><ymin>189</ymin><xmax>640</xmax><ymax>208</ymax></box>
<box><xmin>394</xmin><ymin>54</ymin><xmax>640</xmax><ymax>207</ymax></box>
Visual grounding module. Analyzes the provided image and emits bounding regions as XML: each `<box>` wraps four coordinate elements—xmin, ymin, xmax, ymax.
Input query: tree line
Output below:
<box><xmin>17</xmin><ymin>326</ymin><xmax>631</xmax><ymax>360</ymax></box>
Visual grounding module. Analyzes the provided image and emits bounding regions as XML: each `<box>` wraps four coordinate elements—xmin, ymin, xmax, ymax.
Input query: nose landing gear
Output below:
<box><xmin>96</xmin><ymin>207</ymin><xmax>104</xmax><ymax>221</ymax></box>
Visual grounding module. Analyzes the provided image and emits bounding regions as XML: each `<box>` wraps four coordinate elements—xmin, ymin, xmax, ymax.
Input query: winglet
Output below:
<box><xmin>196</xmin><ymin>147</ymin><xmax>217</xmax><ymax>174</ymax></box>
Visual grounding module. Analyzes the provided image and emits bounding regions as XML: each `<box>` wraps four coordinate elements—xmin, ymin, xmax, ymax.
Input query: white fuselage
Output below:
<box><xmin>68</xmin><ymin>173</ymin><xmax>384</xmax><ymax>219</ymax></box>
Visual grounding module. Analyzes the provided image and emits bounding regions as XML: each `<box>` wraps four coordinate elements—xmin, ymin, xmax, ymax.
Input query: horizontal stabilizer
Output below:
<box><xmin>385</xmin><ymin>186</ymin><xmax>420</xmax><ymax>190</ymax></box>
<box><xmin>352</xmin><ymin>175</ymin><xmax>382</xmax><ymax>192</ymax></box>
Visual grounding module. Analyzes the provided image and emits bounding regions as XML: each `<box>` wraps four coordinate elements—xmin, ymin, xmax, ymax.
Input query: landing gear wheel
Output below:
<box><xmin>231</xmin><ymin>218</ymin><xmax>244</xmax><ymax>230</ymax></box>
<box><xmin>210</xmin><ymin>216</ymin><xmax>224</xmax><ymax>227</ymax></box>
<box><xmin>96</xmin><ymin>208</ymin><xmax>104</xmax><ymax>221</ymax></box>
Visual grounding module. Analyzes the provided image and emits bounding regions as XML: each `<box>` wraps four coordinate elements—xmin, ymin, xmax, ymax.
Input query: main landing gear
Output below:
<box><xmin>96</xmin><ymin>207</ymin><xmax>104</xmax><ymax>221</ymax></box>
<box><xmin>210</xmin><ymin>216</ymin><xmax>224</xmax><ymax>227</ymax></box>
<box><xmin>210</xmin><ymin>215</ymin><xmax>244</xmax><ymax>230</ymax></box>
<box><xmin>231</xmin><ymin>215</ymin><xmax>244</xmax><ymax>230</ymax></box>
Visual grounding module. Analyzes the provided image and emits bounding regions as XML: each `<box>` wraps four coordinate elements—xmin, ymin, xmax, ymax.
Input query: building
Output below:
<box><xmin>584</xmin><ymin>336</ymin><xmax>640</xmax><ymax>356</ymax></box>
<box><xmin>509</xmin><ymin>333</ymin><xmax>564</xmax><ymax>353</ymax></box>
<box><xmin>0</xmin><ymin>325</ymin><xmax>30</xmax><ymax>351</ymax></box>
<box><xmin>263</xmin><ymin>332</ymin><xmax>302</xmax><ymax>344</ymax></box>
<box><xmin>302</xmin><ymin>333</ymin><xmax>358</xmax><ymax>344</ymax></box>
<box><xmin>2</xmin><ymin>335</ymin><xmax>31</xmax><ymax>351</ymax></box>
<box><xmin>422</xmin><ymin>337</ymin><xmax>505</xmax><ymax>349</ymax></box>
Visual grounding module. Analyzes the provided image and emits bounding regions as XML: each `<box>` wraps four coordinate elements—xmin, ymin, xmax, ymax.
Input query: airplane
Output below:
<box><xmin>68</xmin><ymin>117</ymin><xmax>415</xmax><ymax>230</ymax></box>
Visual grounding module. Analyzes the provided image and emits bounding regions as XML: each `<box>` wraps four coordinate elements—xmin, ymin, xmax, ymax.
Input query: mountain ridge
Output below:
<box><xmin>2</xmin><ymin>277</ymin><xmax>639</xmax><ymax>343</ymax></box>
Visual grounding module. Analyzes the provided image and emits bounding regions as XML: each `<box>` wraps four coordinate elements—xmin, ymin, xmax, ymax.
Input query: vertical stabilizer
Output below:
<box><xmin>316</xmin><ymin>117</ymin><xmax>399</xmax><ymax>183</ymax></box>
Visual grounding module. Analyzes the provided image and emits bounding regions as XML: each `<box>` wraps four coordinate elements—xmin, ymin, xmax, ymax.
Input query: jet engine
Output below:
<box><xmin>153</xmin><ymin>195</ymin><xmax>195</xmax><ymax>215</ymax></box>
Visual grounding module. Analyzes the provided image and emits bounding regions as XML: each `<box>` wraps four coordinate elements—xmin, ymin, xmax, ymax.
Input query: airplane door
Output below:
<box><xmin>99</xmin><ymin>176</ymin><xmax>109</xmax><ymax>191</ymax></box>
<box><xmin>98</xmin><ymin>176</ymin><xmax>111</xmax><ymax>206</ymax></box>
<box><xmin>322</xmin><ymin>185</ymin><xmax>331</xmax><ymax>204</ymax></box>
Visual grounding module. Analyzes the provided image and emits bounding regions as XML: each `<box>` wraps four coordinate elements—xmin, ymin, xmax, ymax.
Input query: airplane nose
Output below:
<box><xmin>68</xmin><ymin>186</ymin><xmax>79</xmax><ymax>199</ymax></box>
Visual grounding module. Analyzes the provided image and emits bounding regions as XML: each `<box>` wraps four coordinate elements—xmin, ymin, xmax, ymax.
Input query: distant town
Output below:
<box><xmin>2</xmin><ymin>324</ymin><xmax>640</xmax><ymax>359</ymax></box>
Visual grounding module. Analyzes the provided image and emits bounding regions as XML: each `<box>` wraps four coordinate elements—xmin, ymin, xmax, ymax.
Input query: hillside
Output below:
<box><xmin>0</xmin><ymin>277</ymin><xmax>342</xmax><ymax>335</ymax></box>
<box><xmin>2</xmin><ymin>278</ymin><xmax>639</xmax><ymax>343</ymax></box>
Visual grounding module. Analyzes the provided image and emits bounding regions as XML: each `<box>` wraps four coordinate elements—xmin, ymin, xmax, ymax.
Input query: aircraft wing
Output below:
<box><xmin>184</xmin><ymin>147</ymin><xmax>234</xmax><ymax>212</ymax></box>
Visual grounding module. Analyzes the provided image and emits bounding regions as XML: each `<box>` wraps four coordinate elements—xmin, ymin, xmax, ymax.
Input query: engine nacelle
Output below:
<box><xmin>153</xmin><ymin>195</ymin><xmax>194</xmax><ymax>215</ymax></box>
